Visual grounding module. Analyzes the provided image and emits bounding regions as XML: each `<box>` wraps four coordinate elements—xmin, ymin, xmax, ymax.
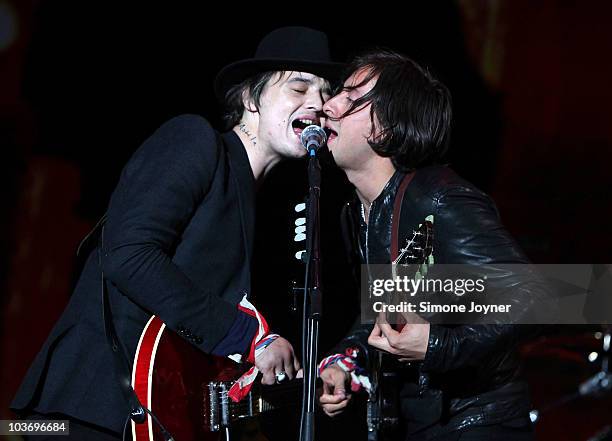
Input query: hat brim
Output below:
<box><xmin>214</xmin><ymin>58</ymin><xmax>345</xmax><ymax>102</ymax></box>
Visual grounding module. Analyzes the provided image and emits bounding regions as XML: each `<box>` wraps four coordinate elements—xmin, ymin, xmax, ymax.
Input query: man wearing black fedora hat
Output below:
<box><xmin>11</xmin><ymin>26</ymin><xmax>342</xmax><ymax>440</ymax></box>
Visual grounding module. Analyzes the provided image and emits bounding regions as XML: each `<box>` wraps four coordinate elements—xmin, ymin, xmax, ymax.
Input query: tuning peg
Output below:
<box><xmin>295</xmin><ymin>233</ymin><xmax>306</xmax><ymax>242</ymax></box>
<box><xmin>295</xmin><ymin>203</ymin><xmax>306</xmax><ymax>212</ymax></box>
<box><xmin>420</xmin><ymin>263</ymin><xmax>428</xmax><ymax>276</ymax></box>
<box><xmin>295</xmin><ymin>217</ymin><xmax>306</xmax><ymax>226</ymax></box>
<box><xmin>295</xmin><ymin>250</ymin><xmax>306</xmax><ymax>261</ymax></box>
<box><xmin>295</xmin><ymin>225</ymin><xmax>306</xmax><ymax>235</ymax></box>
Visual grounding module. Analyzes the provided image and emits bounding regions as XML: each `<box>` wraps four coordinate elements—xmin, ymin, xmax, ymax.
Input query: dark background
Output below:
<box><xmin>1</xmin><ymin>1</ymin><xmax>611</xmax><ymax>440</ymax></box>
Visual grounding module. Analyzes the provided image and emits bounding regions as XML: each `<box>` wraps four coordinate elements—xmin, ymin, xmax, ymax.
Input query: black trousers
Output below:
<box><xmin>22</xmin><ymin>412</ymin><xmax>129</xmax><ymax>441</ymax></box>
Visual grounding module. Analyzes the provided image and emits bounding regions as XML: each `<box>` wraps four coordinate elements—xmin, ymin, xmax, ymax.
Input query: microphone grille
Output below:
<box><xmin>300</xmin><ymin>125</ymin><xmax>327</xmax><ymax>148</ymax></box>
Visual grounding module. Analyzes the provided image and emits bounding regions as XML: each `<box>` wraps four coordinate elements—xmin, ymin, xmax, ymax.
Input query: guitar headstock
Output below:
<box><xmin>393</xmin><ymin>215</ymin><xmax>434</xmax><ymax>277</ymax></box>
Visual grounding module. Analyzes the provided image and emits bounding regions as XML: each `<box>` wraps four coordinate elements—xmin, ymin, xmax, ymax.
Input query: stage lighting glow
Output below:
<box><xmin>0</xmin><ymin>1</ymin><xmax>18</xmax><ymax>52</ymax></box>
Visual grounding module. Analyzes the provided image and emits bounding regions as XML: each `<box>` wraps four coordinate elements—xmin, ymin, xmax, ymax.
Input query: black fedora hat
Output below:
<box><xmin>214</xmin><ymin>26</ymin><xmax>344</xmax><ymax>101</ymax></box>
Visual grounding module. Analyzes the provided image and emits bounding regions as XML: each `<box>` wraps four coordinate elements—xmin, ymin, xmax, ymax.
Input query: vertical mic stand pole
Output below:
<box><xmin>299</xmin><ymin>147</ymin><xmax>322</xmax><ymax>441</ymax></box>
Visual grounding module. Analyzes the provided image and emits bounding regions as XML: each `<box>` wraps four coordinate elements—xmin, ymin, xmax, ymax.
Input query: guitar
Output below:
<box><xmin>366</xmin><ymin>216</ymin><xmax>434</xmax><ymax>441</ymax></box>
<box><xmin>130</xmin><ymin>316</ymin><xmax>301</xmax><ymax>441</ymax></box>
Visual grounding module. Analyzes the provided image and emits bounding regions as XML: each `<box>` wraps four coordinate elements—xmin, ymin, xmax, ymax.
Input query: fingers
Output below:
<box><xmin>320</xmin><ymin>378</ymin><xmax>350</xmax><ymax>417</ymax></box>
<box><xmin>321</xmin><ymin>395</ymin><xmax>351</xmax><ymax>417</ymax></box>
<box><xmin>261</xmin><ymin>368</ymin><xmax>276</xmax><ymax>385</ymax></box>
<box><xmin>368</xmin><ymin>326</ymin><xmax>395</xmax><ymax>353</ymax></box>
<box><xmin>322</xmin><ymin>380</ymin><xmax>332</xmax><ymax>396</ymax></box>
<box><xmin>368</xmin><ymin>334</ymin><xmax>394</xmax><ymax>353</ymax></box>
<box><xmin>377</xmin><ymin>310</ymin><xmax>388</xmax><ymax>324</ymax></box>
<box><xmin>319</xmin><ymin>366</ymin><xmax>349</xmax><ymax>415</ymax></box>
<box><xmin>377</xmin><ymin>321</ymin><xmax>397</xmax><ymax>341</ymax></box>
<box><xmin>296</xmin><ymin>368</ymin><xmax>303</xmax><ymax>379</ymax></box>
<box><xmin>294</xmin><ymin>355</ymin><xmax>301</xmax><ymax>374</ymax></box>
<box><xmin>281</xmin><ymin>349</ymin><xmax>295</xmax><ymax>380</ymax></box>
<box><xmin>255</xmin><ymin>336</ymin><xmax>299</xmax><ymax>384</ymax></box>
<box><xmin>370</xmin><ymin>318</ymin><xmax>401</xmax><ymax>353</ymax></box>
<box><xmin>319</xmin><ymin>392</ymin><xmax>346</xmax><ymax>405</ymax></box>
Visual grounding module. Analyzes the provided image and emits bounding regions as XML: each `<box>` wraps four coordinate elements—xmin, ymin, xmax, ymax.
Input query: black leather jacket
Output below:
<box><xmin>333</xmin><ymin>166</ymin><xmax>541</xmax><ymax>439</ymax></box>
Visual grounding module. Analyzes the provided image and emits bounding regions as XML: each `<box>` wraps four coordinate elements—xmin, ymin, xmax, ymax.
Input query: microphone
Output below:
<box><xmin>300</xmin><ymin>125</ymin><xmax>327</xmax><ymax>153</ymax></box>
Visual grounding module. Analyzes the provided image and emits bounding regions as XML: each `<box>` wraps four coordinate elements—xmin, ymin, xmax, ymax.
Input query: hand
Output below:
<box><xmin>255</xmin><ymin>336</ymin><xmax>300</xmax><ymax>385</ymax></box>
<box><xmin>319</xmin><ymin>364</ymin><xmax>351</xmax><ymax>417</ymax></box>
<box><xmin>368</xmin><ymin>314</ymin><xmax>430</xmax><ymax>361</ymax></box>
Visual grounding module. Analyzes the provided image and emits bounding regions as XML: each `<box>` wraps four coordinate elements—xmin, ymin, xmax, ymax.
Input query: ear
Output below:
<box><xmin>242</xmin><ymin>89</ymin><xmax>258</xmax><ymax>114</ymax></box>
<box><xmin>367</xmin><ymin>112</ymin><xmax>384</xmax><ymax>143</ymax></box>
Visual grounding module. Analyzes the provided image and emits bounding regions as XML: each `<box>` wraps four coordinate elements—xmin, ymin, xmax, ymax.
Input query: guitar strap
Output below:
<box><xmin>390</xmin><ymin>171</ymin><xmax>416</xmax><ymax>330</ymax></box>
<box><xmin>390</xmin><ymin>172</ymin><xmax>416</xmax><ymax>262</ymax></box>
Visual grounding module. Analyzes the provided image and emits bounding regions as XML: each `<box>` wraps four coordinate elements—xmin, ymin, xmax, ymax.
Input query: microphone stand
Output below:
<box><xmin>299</xmin><ymin>147</ymin><xmax>323</xmax><ymax>441</ymax></box>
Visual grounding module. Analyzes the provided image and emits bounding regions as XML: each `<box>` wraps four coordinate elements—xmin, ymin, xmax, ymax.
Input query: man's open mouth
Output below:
<box><xmin>292</xmin><ymin>119</ymin><xmax>317</xmax><ymax>137</ymax></box>
<box><xmin>324</xmin><ymin>126</ymin><xmax>338</xmax><ymax>142</ymax></box>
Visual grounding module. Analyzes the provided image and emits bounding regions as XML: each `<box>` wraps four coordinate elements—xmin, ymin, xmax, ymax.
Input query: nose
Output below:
<box><xmin>305</xmin><ymin>90</ymin><xmax>325</xmax><ymax>113</ymax></box>
<box><xmin>323</xmin><ymin>95</ymin><xmax>339</xmax><ymax>118</ymax></box>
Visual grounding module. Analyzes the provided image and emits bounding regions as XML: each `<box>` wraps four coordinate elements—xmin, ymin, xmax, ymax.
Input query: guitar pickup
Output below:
<box><xmin>204</xmin><ymin>380</ymin><xmax>264</xmax><ymax>433</ymax></box>
<box><xmin>206</xmin><ymin>381</ymin><xmax>230</xmax><ymax>432</ymax></box>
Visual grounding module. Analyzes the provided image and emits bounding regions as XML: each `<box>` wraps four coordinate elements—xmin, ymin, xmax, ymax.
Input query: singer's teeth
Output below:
<box><xmin>292</xmin><ymin>119</ymin><xmax>317</xmax><ymax>131</ymax></box>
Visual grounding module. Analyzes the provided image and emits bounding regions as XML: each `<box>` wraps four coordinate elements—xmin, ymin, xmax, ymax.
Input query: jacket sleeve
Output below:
<box><xmin>100</xmin><ymin>114</ymin><xmax>245</xmax><ymax>353</ymax></box>
<box><xmin>328</xmin><ymin>318</ymin><xmax>373</xmax><ymax>369</ymax></box>
<box><xmin>421</xmin><ymin>185</ymin><xmax>549</xmax><ymax>373</ymax></box>
<box><xmin>421</xmin><ymin>324</ymin><xmax>541</xmax><ymax>373</ymax></box>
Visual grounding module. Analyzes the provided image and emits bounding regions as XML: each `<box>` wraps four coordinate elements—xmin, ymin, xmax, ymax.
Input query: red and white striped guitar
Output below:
<box><xmin>130</xmin><ymin>316</ymin><xmax>300</xmax><ymax>441</ymax></box>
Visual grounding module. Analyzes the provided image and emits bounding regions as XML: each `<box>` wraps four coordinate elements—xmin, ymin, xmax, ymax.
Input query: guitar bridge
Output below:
<box><xmin>206</xmin><ymin>381</ymin><xmax>231</xmax><ymax>432</ymax></box>
<box><xmin>205</xmin><ymin>381</ymin><xmax>261</xmax><ymax>432</ymax></box>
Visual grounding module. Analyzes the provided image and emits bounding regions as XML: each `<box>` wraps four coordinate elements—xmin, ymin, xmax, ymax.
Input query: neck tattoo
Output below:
<box><xmin>238</xmin><ymin>123</ymin><xmax>257</xmax><ymax>145</ymax></box>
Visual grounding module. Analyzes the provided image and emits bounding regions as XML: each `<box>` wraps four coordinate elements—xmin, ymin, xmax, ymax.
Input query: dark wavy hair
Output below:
<box><xmin>338</xmin><ymin>50</ymin><xmax>452</xmax><ymax>171</ymax></box>
<box><xmin>221</xmin><ymin>71</ymin><xmax>283</xmax><ymax>130</ymax></box>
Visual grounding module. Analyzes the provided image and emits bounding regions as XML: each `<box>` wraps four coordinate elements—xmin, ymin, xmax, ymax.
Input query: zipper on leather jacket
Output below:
<box><xmin>360</xmin><ymin>200</ymin><xmax>375</xmax><ymax>291</ymax></box>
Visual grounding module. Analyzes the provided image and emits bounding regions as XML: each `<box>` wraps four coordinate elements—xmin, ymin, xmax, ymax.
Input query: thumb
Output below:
<box><xmin>323</xmin><ymin>380</ymin><xmax>333</xmax><ymax>396</ymax></box>
<box><xmin>370</xmin><ymin>323</ymin><xmax>382</xmax><ymax>337</ymax></box>
<box><xmin>333</xmin><ymin>370</ymin><xmax>347</xmax><ymax>396</ymax></box>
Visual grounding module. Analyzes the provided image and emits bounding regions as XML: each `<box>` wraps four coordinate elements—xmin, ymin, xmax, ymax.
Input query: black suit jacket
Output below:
<box><xmin>12</xmin><ymin>115</ymin><xmax>256</xmax><ymax>433</ymax></box>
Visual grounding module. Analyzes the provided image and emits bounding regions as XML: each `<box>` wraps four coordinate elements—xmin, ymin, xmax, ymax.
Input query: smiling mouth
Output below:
<box><xmin>292</xmin><ymin>119</ymin><xmax>317</xmax><ymax>138</ymax></box>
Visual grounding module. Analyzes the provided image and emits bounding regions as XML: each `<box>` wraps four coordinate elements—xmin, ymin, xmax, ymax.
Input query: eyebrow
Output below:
<box><xmin>288</xmin><ymin>77</ymin><xmax>332</xmax><ymax>96</ymax></box>
<box><xmin>288</xmin><ymin>77</ymin><xmax>313</xmax><ymax>85</ymax></box>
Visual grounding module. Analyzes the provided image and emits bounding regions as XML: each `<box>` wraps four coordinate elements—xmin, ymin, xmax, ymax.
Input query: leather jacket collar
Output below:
<box><xmin>358</xmin><ymin>170</ymin><xmax>405</xmax><ymax>265</ymax></box>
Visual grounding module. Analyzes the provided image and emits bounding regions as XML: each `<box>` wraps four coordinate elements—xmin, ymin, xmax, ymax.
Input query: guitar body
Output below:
<box><xmin>367</xmin><ymin>215</ymin><xmax>434</xmax><ymax>440</ymax></box>
<box><xmin>367</xmin><ymin>353</ymin><xmax>403</xmax><ymax>441</ymax></box>
<box><xmin>131</xmin><ymin>316</ymin><xmax>245</xmax><ymax>441</ymax></box>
